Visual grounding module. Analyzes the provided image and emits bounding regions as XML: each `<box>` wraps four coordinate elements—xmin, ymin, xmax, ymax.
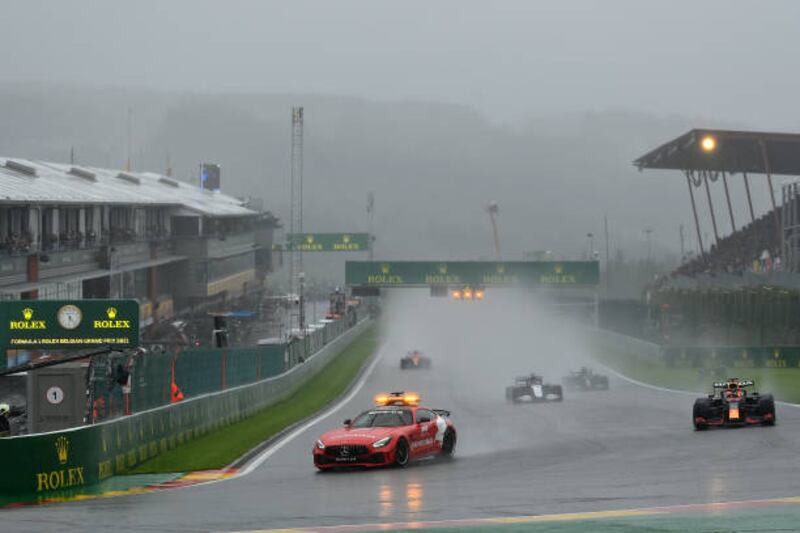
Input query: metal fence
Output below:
<box><xmin>0</xmin><ymin>318</ymin><xmax>372</xmax><ymax>500</ymax></box>
<box><xmin>89</xmin><ymin>313</ymin><xmax>355</xmax><ymax>423</ymax></box>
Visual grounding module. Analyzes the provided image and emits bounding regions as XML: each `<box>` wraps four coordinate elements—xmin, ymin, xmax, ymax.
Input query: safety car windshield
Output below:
<box><xmin>351</xmin><ymin>409</ymin><xmax>413</xmax><ymax>428</ymax></box>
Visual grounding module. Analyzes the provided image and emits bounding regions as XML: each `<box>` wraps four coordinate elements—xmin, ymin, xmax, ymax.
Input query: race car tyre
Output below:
<box><xmin>400</xmin><ymin>360</ymin><xmax>407</xmax><ymax>370</ymax></box>
<box><xmin>693</xmin><ymin>399</ymin><xmax>710</xmax><ymax>430</ymax></box>
<box><xmin>441</xmin><ymin>429</ymin><xmax>456</xmax><ymax>457</ymax></box>
<box><xmin>759</xmin><ymin>394</ymin><xmax>776</xmax><ymax>426</ymax></box>
<box><xmin>394</xmin><ymin>438</ymin><xmax>410</xmax><ymax>467</ymax></box>
<box><xmin>553</xmin><ymin>385</ymin><xmax>564</xmax><ymax>401</ymax></box>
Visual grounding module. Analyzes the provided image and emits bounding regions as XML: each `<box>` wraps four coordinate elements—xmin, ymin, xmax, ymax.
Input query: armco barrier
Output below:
<box><xmin>0</xmin><ymin>319</ymin><xmax>372</xmax><ymax>501</ymax></box>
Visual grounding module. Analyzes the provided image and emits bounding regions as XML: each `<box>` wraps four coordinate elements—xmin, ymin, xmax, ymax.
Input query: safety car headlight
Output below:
<box><xmin>316</xmin><ymin>439</ymin><xmax>326</xmax><ymax>450</ymax></box>
<box><xmin>372</xmin><ymin>436</ymin><xmax>391</xmax><ymax>448</ymax></box>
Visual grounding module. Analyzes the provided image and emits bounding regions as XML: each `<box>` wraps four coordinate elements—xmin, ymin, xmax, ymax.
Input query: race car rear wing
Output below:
<box><xmin>713</xmin><ymin>380</ymin><xmax>755</xmax><ymax>388</ymax></box>
<box><xmin>432</xmin><ymin>409</ymin><xmax>451</xmax><ymax>418</ymax></box>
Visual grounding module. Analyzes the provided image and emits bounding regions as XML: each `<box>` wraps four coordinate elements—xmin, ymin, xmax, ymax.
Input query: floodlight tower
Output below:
<box><xmin>289</xmin><ymin>107</ymin><xmax>305</xmax><ymax>330</ymax></box>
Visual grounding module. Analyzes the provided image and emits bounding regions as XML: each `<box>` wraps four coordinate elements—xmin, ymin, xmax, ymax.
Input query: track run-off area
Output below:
<box><xmin>6</xmin><ymin>291</ymin><xmax>800</xmax><ymax>532</ymax></box>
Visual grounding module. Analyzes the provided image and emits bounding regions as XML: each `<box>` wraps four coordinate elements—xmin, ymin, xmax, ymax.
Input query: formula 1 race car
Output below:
<box><xmin>400</xmin><ymin>350</ymin><xmax>432</xmax><ymax>370</ymax></box>
<box><xmin>506</xmin><ymin>374</ymin><xmax>563</xmax><ymax>403</ymax></box>
<box><xmin>313</xmin><ymin>392</ymin><xmax>456</xmax><ymax>470</ymax></box>
<box><xmin>562</xmin><ymin>367</ymin><xmax>609</xmax><ymax>391</ymax></box>
<box><xmin>693</xmin><ymin>378</ymin><xmax>776</xmax><ymax>430</ymax></box>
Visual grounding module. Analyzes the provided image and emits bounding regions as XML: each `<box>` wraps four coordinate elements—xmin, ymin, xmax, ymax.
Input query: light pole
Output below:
<box><xmin>644</xmin><ymin>229</ymin><xmax>654</xmax><ymax>263</ymax></box>
<box><xmin>586</xmin><ymin>232</ymin><xmax>594</xmax><ymax>259</ymax></box>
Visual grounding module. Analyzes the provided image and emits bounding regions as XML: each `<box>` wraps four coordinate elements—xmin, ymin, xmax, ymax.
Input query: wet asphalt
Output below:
<box><xmin>5</xmin><ymin>297</ymin><xmax>800</xmax><ymax>532</ymax></box>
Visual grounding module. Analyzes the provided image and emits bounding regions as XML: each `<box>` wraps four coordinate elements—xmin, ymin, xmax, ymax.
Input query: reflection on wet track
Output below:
<box><xmin>5</xmin><ymin>292</ymin><xmax>800</xmax><ymax>532</ymax></box>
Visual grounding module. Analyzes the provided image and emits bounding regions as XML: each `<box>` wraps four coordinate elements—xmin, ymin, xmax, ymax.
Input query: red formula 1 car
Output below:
<box><xmin>313</xmin><ymin>392</ymin><xmax>457</xmax><ymax>470</ymax></box>
<box><xmin>693</xmin><ymin>378</ymin><xmax>776</xmax><ymax>429</ymax></box>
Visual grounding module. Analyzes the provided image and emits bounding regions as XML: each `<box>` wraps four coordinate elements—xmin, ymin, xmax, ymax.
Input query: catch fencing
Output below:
<box><xmin>0</xmin><ymin>318</ymin><xmax>371</xmax><ymax>501</ymax></box>
<box><xmin>88</xmin><ymin>315</ymin><xmax>354</xmax><ymax>422</ymax></box>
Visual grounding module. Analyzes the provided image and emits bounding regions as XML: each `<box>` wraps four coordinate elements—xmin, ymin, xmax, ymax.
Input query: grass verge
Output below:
<box><xmin>131</xmin><ymin>325</ymin><xmax>380</xmax><ymax>474</ymax></box>
<box><xmin>595</xmin><ymin>346</ymin><xmax>800</xmax><ymax>403</ymax></box>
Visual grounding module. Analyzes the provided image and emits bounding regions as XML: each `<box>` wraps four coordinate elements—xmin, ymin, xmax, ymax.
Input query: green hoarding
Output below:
<box><xmin>287</xmin><ymin>233</ymin><xmax>370</xmax><ymax>252</ymax></box>
<box><xmin>345</xmin><ymin>261</ymin><xmax>600</xmax><ymax>287</ymax></box>
<box><xmin>0</xmin><ymin>300</ymin><xmax>140</xmax><ymax>354</ymax></box>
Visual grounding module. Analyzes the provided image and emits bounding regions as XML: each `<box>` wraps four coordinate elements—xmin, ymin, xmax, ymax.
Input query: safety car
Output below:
<box><xmin>313</xmin><ymin>392</ymin><xmax>456</xmax><ymax>470</ymax></box>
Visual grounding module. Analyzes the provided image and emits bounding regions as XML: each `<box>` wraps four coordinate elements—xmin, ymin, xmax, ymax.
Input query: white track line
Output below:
<box><xmin>149</xmin><ymin>343</ymin><xmax>388</xmax><ymax>495</ymax></box>
<box><xmin>599</xmin><ymin>364</ymin><xmax>699</xmax><ymax>397</ymax></box>
<box><xmin>238</xmin><ymin>342</ymin><xmax>387</xmax><ymax>475</ymax></box>
<box><xmin>600</xmin><ymin>362</ymin><xmax>800</xmax><ymax>408</ymax></box>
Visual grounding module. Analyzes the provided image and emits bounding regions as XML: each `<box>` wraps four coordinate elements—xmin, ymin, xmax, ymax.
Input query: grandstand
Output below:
<box><xmin>674</xmin><ymin>208</ymin><xmax>781</xmax><ymax>277</ymax></box>
<box><xmin>629</xmin><ymin>129</ymin><xmax>800</xmax><ymax>346</ymax></box>
<box><xmin>635</xmin><ymin>129</ymin><xmax>800</xmax><ymax>282</ymax></box>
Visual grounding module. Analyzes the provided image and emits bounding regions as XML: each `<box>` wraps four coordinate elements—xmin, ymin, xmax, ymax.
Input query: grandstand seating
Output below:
<box><xmin>674</xmin><ymin>207</ymin><xmax>782</xmax><ymax>277</ymax></box>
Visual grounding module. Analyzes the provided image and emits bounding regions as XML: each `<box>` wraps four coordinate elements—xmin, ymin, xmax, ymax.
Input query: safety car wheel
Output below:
<box><xmin>441</xmin><ymin>429</ymin><xmax>456</xmax><ymax>457</ymax></box>
<box><xmin>394</xmin><ymin>438</ymin><xmax>410</xmax><ymax>467</ymax></box>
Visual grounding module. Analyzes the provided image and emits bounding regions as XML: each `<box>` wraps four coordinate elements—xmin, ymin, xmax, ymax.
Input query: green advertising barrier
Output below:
<box><xmin>0</xmin><ymin>300</ymin><xmax>139</xmax><ymax>372</ymax></box>
<box><xmin>345</xmin><ymin>260</ymin><xmax>600</xmax><ymax>287</ymax></box>
<box><xmin>664</xmin><ymin>346</ymin><xmax>800</xmax><ymax>369</ymax></box>
<box><xmin>0</xmin><ymin>318</ymin><xmax>370</xmax><ymax>502</ymax></box>
<box><xmin>287</xmin><ymin>233</ymin><xmax>370</xmax><ymax>252</ymax></box>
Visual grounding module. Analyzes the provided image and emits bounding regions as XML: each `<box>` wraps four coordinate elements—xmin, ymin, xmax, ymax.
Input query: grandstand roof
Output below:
<box><xmin>634</xmin><ymin>129</ymin><xmax>800</xmax><ymax>175</ymax></box>
<box><xmin>0</xmin><ymin>158</ymin><xmax>255</xmax><ymax>217</ymax></box>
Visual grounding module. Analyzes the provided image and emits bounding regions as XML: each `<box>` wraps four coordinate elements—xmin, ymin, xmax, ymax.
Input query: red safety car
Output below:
<box><xmin>313</xmin><ymin>392</ymin><xmax>457</xmax><ymax>470</ymax></box>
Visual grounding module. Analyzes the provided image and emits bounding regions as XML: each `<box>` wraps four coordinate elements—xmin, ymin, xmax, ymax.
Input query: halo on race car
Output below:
<box><xmin>374</xmin><ymin>391</ymin><xmax>420</xmax><ymax>406</ymax></box>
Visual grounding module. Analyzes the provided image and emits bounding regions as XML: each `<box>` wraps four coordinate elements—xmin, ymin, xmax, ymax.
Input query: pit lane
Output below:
<box><xmin>5</xmin><ymin>293</ymin><xmax>800</xmax><ymax>532</ymax></box>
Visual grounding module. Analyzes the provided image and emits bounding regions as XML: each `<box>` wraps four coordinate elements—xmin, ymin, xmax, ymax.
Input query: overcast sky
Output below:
<box><xmin>4</xmin><ymin>0</ymin><xmax>800</xmax><ymax>125</ymax></box>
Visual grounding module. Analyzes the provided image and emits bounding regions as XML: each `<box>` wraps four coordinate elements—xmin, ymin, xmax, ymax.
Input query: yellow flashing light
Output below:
<box><xmin>375</xmin><ymin>391</ymin><xmax>420</xmax><ymax>406</ymax></box>
<box><xmin>475</xmin><ymin>289</ymin><xmax>485</xmax><ymax>300</ymax></box>
<box><xmin>451</xmin><ymin>290</ymin><xmax>462</xmax><ymax>300</ymax></box>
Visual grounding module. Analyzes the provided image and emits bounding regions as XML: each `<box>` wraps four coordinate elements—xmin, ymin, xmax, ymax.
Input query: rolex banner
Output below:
<box><xmin>286</xmin><ymin>233</ymin><xmax>370</xmax><ymax>252</ymax></box>
<box><xmin>345</xmin><ymin>261</ymin><xmax>600</xmax><ymax>287</ymax></box>
<box><xmin>0</xmin><ymin>300</ymin><xmax>140</xmax><ymax>356</ymax></box>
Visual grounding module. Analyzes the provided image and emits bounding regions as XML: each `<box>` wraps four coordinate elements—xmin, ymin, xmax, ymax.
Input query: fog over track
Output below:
<box><xmin>5</xmin><ymin>290</ymin><xmax>800</xmax><ymax>532</ymax></box>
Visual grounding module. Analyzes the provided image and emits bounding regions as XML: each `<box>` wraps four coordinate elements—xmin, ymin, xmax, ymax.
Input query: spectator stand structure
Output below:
<box><xmin>634</xmin><ymin>129</ymin><xmax>800</xmax><ymax>279</ymax></box>
<box><xmin>630</xmin><ymin>129</ymin><xmax>800</xmax><ymax>346</ymax></box>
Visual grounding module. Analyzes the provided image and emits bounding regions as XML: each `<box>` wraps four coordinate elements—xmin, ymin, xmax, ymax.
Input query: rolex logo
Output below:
<box><xmin>554</xmin><ymin>264</ymin><xmax>564</xmax><ymax>274</ymax></box>
<box><xmin>381</xmin><ymin>263</ymin><xmax>391</xmax><ymax>274</ymax></box>
<box><xmin>342</xmin><ymin>234</ymin><xmax>351</xmax><ymax>244</ymax></box>
<box><xmin>22</xmin><ymin>308</ymin><xmax>33</xmax><ymax>320</ymax></box>
<box><xmin>55</xmin><ymin>436</ymin><xmax>69</xmax><ymax>465</ymax></box>
<box><xmin>438</xmin><ymin>263</ymin><xmax>448</xmax><ymax>274</ymax></box>
<box><xmin>496</xmin><ymin>264</ymin><xmax>506</xmax><ymax>274</ymax></box>
<box><xmin>774</xmin><ymin>349</ymin><xmax>781</xmax><ymax>359</ymax></box>
<box><xmin>106</xmin><ymin>307</ymin><xmax>117</xmax><ymax>319</ymax></box>
<box><xmin>306</xmin><ymin>235</ymin><xmax>314</xmax><ymax>244</ymax></box>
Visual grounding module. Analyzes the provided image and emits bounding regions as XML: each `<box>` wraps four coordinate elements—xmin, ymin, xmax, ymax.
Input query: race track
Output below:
<box><xmin>5</xmin><ymin>293</ymin><xmax>800</xmax><ymax>532</ymax></box>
